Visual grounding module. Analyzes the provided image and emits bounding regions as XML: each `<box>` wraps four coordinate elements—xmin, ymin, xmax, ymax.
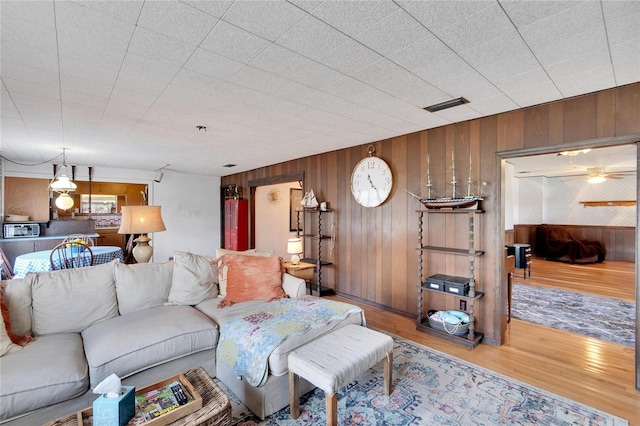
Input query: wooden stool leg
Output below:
<box><xmin>289</xmin><ymin>371</ymin><xmax>300</xmax><ymax>419</ymax></box>
<box><xmin>326</xmin><ymin>392</ymin><xmax>337</xmax><ymax>426</ymax></box>
<box><xmin>383</xmin><ymin>351</ymin><xmax>393</xmax><ymax>395</ymax></box>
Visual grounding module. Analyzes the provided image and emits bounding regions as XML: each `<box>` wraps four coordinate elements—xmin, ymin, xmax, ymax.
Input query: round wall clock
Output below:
<box><xmin>350</xmin><ymin>145</ymin><xmax>393</xmax><ymax>207</ymax></box>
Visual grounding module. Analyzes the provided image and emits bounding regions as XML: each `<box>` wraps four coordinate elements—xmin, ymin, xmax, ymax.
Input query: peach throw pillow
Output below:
<box><xmin>217</xmin><ymin>254</ymin><xmax>287</xmax><ymax>308</ymax></box>
<box><xmin>0</xmin><ymin>284</ymin><xmax>34</xmax><ymax>347</ymax></box>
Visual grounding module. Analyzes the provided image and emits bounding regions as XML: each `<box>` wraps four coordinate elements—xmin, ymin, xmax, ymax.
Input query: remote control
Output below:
<box><xmin>171</xmin><ymin>384</ymin><xmax>188</xmax><ymax>405</ymax></box>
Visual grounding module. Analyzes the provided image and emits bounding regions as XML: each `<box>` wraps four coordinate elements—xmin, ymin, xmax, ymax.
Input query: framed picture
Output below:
<box><xmin>290</xmin><ymin>188</ymin><xmax>303</xmax><ymax>232</ymax></box>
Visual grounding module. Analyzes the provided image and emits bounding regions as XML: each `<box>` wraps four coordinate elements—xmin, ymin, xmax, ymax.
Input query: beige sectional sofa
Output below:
<box><xmin>0</xmin><ymin>251</ymin><xmax>364</xmax><ymax>424</ymax></box>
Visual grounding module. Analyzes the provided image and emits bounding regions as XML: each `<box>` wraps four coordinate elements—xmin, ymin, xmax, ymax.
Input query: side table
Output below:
<box><xmin>284</xmin><ymin>261</ymin><xmax>315</xmax><ymax>281</ymax></box>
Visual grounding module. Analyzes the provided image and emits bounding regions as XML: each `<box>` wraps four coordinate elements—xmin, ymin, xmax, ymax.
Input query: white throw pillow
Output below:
<box><xmin>115</xmin><ymin>261</ymin><xmax>173</xmax><ymax>315</ymax></box>
<box><xmin>168</xmin><ymin>252</ymin><xmax>218</xmax><ymax>305</ymax></box>
<box><xmin>0</xmin><ymin>315</ymin><xmax>21</xmax><ymax>357</ymax></box>
<box><xmin>215</xmin><ymin>248</ymin><xmax>271</xmax><ymax>296</ymax></box>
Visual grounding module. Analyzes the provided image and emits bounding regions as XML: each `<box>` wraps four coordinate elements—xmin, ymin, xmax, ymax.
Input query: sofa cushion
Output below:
<box><xmin>115</xmin><ymin>261</ymin><xmax>173</xmax><ymax>315</ymax></box>
<box><xmin>218</xmin><ymin>254</ymin><xmax>286</xmax><ymax>307</ymax></box>
<box><xmin>82</xmin><ymin>305</ymin><xmax>218</xmax><ymax>387</ymax></box>
<box><xmin>215</xmin><ymin>248</ymin><xmax>270</xmax><ymax>296</ymax></box>
<box><xmin>31</xmin><ymin>260</ymin><xmax>119</xmax><ymax>336</ymax></box>
<box><xmin>0</xmin><ymin>333</ymin><xmax>89</xmax><ymax>421</ymax></box>
<box><xmin>169</xmin><ymin>252</ymin><xmax>218</xmax><ymax>305</ymax></box>
<box><xmin>1</xmin><ymin>276</ymin><xmax>33</xmax><ymax>336</ymax></box>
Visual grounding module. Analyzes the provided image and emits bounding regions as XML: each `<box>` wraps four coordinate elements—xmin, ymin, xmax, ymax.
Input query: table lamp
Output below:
<box><xmin>287</xmin><ymin>238</ymin><xmax>303</xmax><ymax>265</ymax></box>
<box><xmin>118</xmin><ymin>206</ymin><xmax>166</xmax><ymax>263</ymax></box>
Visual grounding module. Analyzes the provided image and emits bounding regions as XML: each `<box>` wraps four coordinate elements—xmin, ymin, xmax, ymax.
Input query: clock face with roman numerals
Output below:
<box><xmin>350</xmin><ymin>156</ymin><xmax>393</xmax><ymax>207</ymax></box>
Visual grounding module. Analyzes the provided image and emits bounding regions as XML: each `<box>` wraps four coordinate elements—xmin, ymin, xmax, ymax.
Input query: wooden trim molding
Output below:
<box><xmin>580</xmin><ymin>200</ymin><xmax>636</xmax><ymax>207</ymax></box>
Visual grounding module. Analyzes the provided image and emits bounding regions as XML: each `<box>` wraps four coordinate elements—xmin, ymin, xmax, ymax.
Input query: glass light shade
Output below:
<box><xmin>588</xmin><ymin>175</ymin><xmax>606</xmax><ymax>184</ymax></box>
<box><xmin>49</xmin><ymin>166</ymin><xmax>77</xmax><ymax>192</ymax></box>
<box><xmin>55</xmin><ymin>193</ymin><xmax>74</xmax><ymax>210</ymax></box>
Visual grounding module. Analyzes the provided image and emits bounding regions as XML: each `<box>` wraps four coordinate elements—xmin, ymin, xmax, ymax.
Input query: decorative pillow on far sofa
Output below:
<box><xmin>215</xmin><ymin>248</ymin><xmax>270</xmax><ymax>296</ymax></box>
<box><xmin>0</xmin><ymin>283</ymin><xmax>34</xmax><ymax>354</ymax></box>
<box><xmin>115</xmin><ymin>260</ymin><xmax>174</xmax><ymax>315</ymax></box>
<box><xmin>218</xmin><ymin>254</ymin><xmax>287</xmax><ymax>308</ymax></box>
<box><xmin>169</xmin><ymin>251</ymin><xmax>218</xmax><ymax>305</ymax></box>
<box><xmin>0</xmin><ymin>312</ymin><xmax>21</xmax><ymax>356</ymax></box>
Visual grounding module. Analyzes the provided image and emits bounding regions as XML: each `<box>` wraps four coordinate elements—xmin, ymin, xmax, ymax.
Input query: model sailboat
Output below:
<box><xmin>300</xmin><ymin>189</ymin><xmax>319</xmax><ymax>209</ymax></box>
<box><xmin>408</xmin><ymin>149</ymin><xmax>483</xmax><ymax>210</ymax></box>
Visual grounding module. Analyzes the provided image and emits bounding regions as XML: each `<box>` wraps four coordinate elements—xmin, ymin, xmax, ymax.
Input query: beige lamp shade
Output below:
<box><xmin>118</xmin><ymin>206</ymin><xmax>166</xmax><ymax>263</ymax></box>
<box><xmin>118</xmin><ymin>206</ymin><xmax>166</xmax><ymax>235</ymax></box>
<box><xmin>287</xmin><ymin>237</ymin><xmax>303</xmax><ymax>265</ymax></box>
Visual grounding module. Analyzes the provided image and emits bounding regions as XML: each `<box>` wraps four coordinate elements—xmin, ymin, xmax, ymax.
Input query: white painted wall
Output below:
<box><xmin>513</xmin><ymin>174</ymin><xmax>636</xmax><ymax>226</ymax></box>
<box><xmin>2</xmin><ymin>162</ymin><xmax>221</xmax><ymax>262</ymax></box>
<box><xmin>255</xmin><ymin>182</ymin><xmax>301</xmax><ymax>258</ymax></box>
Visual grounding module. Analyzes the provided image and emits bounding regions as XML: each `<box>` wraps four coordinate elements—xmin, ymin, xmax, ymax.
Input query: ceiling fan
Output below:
<box><xmin>585</xmin><ymin>167</ymin><xmax>629</xmax><ymax>184</ymax></box>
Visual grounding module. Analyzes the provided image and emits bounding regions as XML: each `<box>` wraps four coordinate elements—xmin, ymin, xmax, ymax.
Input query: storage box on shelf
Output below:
<box><xmin>416</xmin><ymin>209</ymin><xmax>485</xmax><ymax>349</ymax></box>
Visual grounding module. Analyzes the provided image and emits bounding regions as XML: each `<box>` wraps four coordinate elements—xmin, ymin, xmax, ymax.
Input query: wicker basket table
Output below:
<box><xmin>46</xmin><ymin>367</ymin><xmax>231</xmax><ymax>426</ymax></box>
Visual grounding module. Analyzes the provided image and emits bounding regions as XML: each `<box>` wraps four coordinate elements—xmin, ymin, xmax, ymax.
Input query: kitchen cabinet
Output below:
<box><xmin>96</xmin><ymin>228</ymin><xmax>126</xmax><ymax>251</ymax></box>
<box><xmin>4</xmin><ymin>177</ymin><xmax>50</xmax><ymax>222</ymax></box>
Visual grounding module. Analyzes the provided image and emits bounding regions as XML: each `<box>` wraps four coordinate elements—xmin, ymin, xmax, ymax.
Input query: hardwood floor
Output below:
<box><xmin>330</xmin><ymin>258</ymin><xmax>639</xmax><ymax>425</ymax></box>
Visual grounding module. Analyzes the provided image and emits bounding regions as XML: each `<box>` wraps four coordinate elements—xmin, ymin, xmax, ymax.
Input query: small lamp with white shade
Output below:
<box><xmin>118</xmin><ymin>206</ymin><xmax>166</xmax><ymax>263</ymax></box>
<box><xmin>287</xmin><ymin>238</ymin><xmax>303</xmax><ymax>265</ymax></box>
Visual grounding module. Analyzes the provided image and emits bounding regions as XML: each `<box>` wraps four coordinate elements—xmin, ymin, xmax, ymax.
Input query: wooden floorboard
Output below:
<box><xmin>329</xmin><ymin>258</ymin><xmax>639</xmax><ymax>425</ymax></box>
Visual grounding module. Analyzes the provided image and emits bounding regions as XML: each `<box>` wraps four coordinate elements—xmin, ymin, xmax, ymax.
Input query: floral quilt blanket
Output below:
<box><xmin>217</xmin><ymin>296</ymin><xmax>364</xmax><ymax>387</ymax></box>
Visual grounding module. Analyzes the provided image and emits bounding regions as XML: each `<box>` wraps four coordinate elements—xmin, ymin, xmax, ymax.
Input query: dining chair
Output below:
<box><xmin>62</xmin><ymin>234</ymin><xmax>96</xmax><ymax>246</ymax></box>
<box><xmin>50</xmin><ymin>241</ymin><xmax>95</xmax><ymax>270</ymax></box>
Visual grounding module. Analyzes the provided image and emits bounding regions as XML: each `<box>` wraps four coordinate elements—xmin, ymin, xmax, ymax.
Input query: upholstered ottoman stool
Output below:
<box><xmin>288</xmin><ymin>325</ymin><xmax>394</xmax><ymax>426</ymax></box>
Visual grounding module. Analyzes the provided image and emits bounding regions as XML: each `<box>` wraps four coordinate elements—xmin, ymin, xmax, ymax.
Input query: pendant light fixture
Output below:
<box><xmin>49</xmin><ymin>148</ymin><xmax>77</xmax><ymax>210</ymax></box>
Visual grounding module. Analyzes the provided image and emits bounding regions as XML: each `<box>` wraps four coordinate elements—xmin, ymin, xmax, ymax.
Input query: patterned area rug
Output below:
<box><xmin>512</xmin><ymin>283</ymin><xmax>636</xmax><ymax>347</ymax></box>
<box><xmin>216</xmin><ymin>334</ymin><xmax>627</xmax><ymax>425</ymax></box>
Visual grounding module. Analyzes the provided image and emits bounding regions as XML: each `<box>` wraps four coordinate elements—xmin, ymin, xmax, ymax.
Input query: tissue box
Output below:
<box><xmin>93</xmin><ymin>386</ymin><xmax>135</xmax><ymax>426</ymax></box>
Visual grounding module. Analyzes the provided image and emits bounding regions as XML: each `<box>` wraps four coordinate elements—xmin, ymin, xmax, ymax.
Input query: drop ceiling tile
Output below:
<box><xmin>397</xmin><ymin>0</ymin><xmax>493</xmax><ymax>33</ymax></box>
<box><xmin>184</xmin><ymin>48</ymin><xmax>245</xmax><ymax>80</ymax></box>
<box><xmin>320</xmin><ymin>76</ymin><xmax>371</xmax><ymax>99</ymax></box>
<box><xmin>507</xmin><ymin>80</ymin><xmax>562</xmax><ymax>107</ymax></box>
<box><xmin>109</xmin><ymin>87</ymin><xmax>158</xmax><ymax>108</ymax></box>
<box><xmin>181</xmin><ymin>0</ymin><xmax>234</xmax><ymax>18</ymax></box>
<box><xmin>228</xmin><ymin>66</ymin><xmax>287</xmax><ymax>94</ymax></box>
<box><xmin>545</xmin><ymin>49</ymin><xmax>612</xmax><ymax>81</ymax></box>
<box><xmin>611</xmin><ymin>40</ymin><xmax>640</xmax><ymax>84</ymax></box>
<box><xmin>137</xmin><ymin>1</ymin><xmax>219</xmax><ymax>45</ymax></box>
<box><xmin>128</xmin><ymin>26</ymin><xmax>197</xmax><ymax>67</ymax></box>
<box><xmin>112</xmin><ymin>71</ymin><xmax>169</xmax><ymax>98</ymax></box>
<box><xmin>277</xmin><ymin>15</ymin><xmax>351</xmax><ymax>61</ymax></box>
<box><xmin>431</xmin><ymin>3</ymin><xmax>516</xmax><ymax>52</ymax></box>
<box><xmin>0</xmin><ymin>3</ymin><xmax>56</xmax><ymax>53</ymax></box>
<box><xmin>287</xmin><ymin>0</ymin><xmax>325</xmax><ymax>14</ymax></box>
<box><xmin>73</xmin><ymin>0</ymin><xmax>144</xmax><ymax>24</ymax></box>
<box><xmin>523</xmin><ymin>24</ymin><xmax>609</xmax><ymax>66</ymax></box>
<box><xmin>222</xmin><ymin>1</ymin><xmax>307</xmax><ymax>41</ymax></box>
<box><xmin>553</xmin><ymin>65</ymin><xmax>615</xmax><ymax>98</ymax></box>
<box><xmin>467</xmin><ymin>94</ymin><xmax>519</xmax><ymax>116</ymax></box>
<box><xmin>353</xmin><ymin>9</ymin><xmax>432</xmax><ymax>57</ymax></box>
<box><xmin>1</xmin><ymin>62</ymin><xmax>60</xmax><ymax>88</ymax></box>
<box><xmin>250</xmin><ymin>44</ymin><xmax>313</xmax><ymax>78</ymax></box>
<box><xmin>308</xmin><ymin>1</ymin><xmax>399</xmax><ymax>36</ymax></box>
<box><xmin>457</xmin><ymin>32</ymin><xmax>530</xmax><ymax>71</ymax></box>
<box><xmin>352</xmin><ymin>59</ymin><xmax>407</xmax><ymax>86</ymax></box>
<box><xmin>317</xmin><ymin>39</ymin><xmax>382</xmax><ymax>75</ymax></box>
<box><xmin>2</xmin><ymin>77</ymin><xmax>60</xmax><ymax>102</ymax></box>
<box><xmin>58</xmin><ymin>56</ymin><xmax>121</xmax><ymax>87</ymax></box>
<box><xmin>200</xmin><ymin>21</ymin><xmax>271</xmax><ymax>64</ymax></box>
<box><xmin>604</xmin><ymin>7</ymin><xmax>640</xmax><ymax>46</ymax></box>
<box><xmin>432</xmin><ymin>104</ymin><xmax>482</xmax><ymax>123</ymax></box>
<box><xmin>55</xmin><ymin>1</ymin><xmax>134</xmax><ymax>68</ymax></box>
<box><xmin>476</xmin><ymin>52</ymin><xmax>541</xmax><ymax>82</ymax></box>
<box><xmin>493</xmin><ymin>67</ymin><xmax>553</xmax><ymax>94</ymax></box>
<box><xmin>289</xmin><ymin>62</ymin><xmax>349</xmax><ymax>90</ymax></box>
<box><xmin>168</xmin><ymin>69</ymin><xmax>225</xmax><ymax>96</ymax></box>
<box><xmin>121</xmin><ymin>53</ymin><xmax>181</xmax><ymax>86</ymax></box>
<box><xmin>498</xmin><ymin>1</ymin><xmax>580</xmax><ymax>28</ymax></box>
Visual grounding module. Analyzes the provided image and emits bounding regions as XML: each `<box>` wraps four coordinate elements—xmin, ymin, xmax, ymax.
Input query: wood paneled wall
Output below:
<box><xmin>514</xmin><ymin>224</ymin><xmax>636</xmax><ymax>262</ymax></box>
<box><xmin>222</xmin><ymin>83</ymin><xmax>640</xmax><ymax>346</ymax></box>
